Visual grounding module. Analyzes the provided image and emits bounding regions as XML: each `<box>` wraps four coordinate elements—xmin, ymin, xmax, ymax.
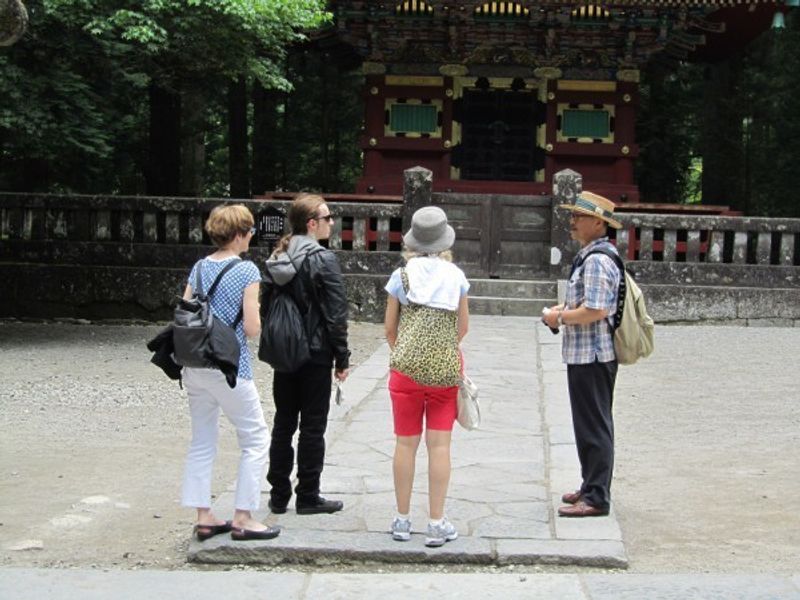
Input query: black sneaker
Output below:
<box><xmin>268</xmin><ymin>499</ymin><xmax>288</xmax><ymax>514</ymax></box>
<box><xmin>295</xmin><ymin>496</ymin><xmax>343</xmax><ymax>515</ymax></box>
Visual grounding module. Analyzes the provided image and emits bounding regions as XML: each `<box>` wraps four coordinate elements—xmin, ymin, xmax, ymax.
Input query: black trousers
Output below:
<box><xmin>267</xmin><ymin>363</ymin><xmax>332</xmax><ymax>506</ymax></box>
<box><xmin>566</xmin><ymin>359</ymin><xmax>618</xmax><ymax>511</ymax></box>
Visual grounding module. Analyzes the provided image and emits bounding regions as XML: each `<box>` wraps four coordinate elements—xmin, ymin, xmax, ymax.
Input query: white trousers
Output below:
<box><xmin>181</xmin><ymin>368</ymin><xmax>269</xmax><ymax>512</ymax></box>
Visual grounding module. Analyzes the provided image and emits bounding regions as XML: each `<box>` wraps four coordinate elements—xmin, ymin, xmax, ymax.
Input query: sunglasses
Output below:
<box><xmin>312</xmin><ymin>214</ymin><xmax>334</xmax><ymax>223</ymax></box>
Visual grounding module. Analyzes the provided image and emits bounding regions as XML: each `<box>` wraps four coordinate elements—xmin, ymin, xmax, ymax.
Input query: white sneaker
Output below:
<box><xmin>391</xmin><ymin>517</ymin><xmax>411</xmax><ymax>541</ymax></box>
<box><xmin>425</xmin><ymin>518</ymin><xmax>458</xmax><ymax>547</ymax></box>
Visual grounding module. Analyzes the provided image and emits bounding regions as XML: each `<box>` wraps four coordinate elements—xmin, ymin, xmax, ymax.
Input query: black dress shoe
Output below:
<box><xmin>268</xmin><ymin>499</ymin><xmax>287</xmax><ymax>514</ymax></box>
<box><xmin>296</xmin><ymin>496</ymin><xmax>343</xmax><ymax>515</ymax></box>
<box><xmin>194</xmin><ymin>521</ymin><xmax>233</xmax><ymax>542</ymax></box>
<box><xmin>230</xmin><ymin>525</ymin><xmax>281</xmax><ymax>541</ymax></box>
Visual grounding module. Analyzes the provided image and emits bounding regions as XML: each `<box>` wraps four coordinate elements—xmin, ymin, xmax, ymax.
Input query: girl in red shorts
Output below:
<box><xmin>383</xmin><ymin>206</ymin><xmax>470</xmax><ymax>548</ymax></box>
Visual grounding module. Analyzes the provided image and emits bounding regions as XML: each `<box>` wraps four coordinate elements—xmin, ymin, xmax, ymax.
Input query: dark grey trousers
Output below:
<box><xmin>566</xmin><ymin>359</ymin><xmax>618</xmax><ymax>511</ymax></box>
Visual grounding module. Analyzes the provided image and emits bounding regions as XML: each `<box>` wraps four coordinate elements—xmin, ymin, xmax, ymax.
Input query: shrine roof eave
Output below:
<box><xmin>687</xmin><ymin>4</ymin><xmax>781</xmax><ymax>62</ymax></box>
<box><xmin>330</xmin><ymin>0</ymin><xmax>790</xmax><ymax>12</ymax></box>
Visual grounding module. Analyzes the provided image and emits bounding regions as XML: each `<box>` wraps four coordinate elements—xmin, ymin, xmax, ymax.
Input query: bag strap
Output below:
<box><xmin>400</xmin><ymin>267</ymin><xmax>410</xmax><ymax>296</ymax></box>
<box><xmin>196</xmin><ymin>258</ymin><xmax>244</xmax><ymax>327</ymax></box>
<box><xmin>576</xmin><ymin>248</ymin><xmax>626</xmax><ymax>330</ymax></box>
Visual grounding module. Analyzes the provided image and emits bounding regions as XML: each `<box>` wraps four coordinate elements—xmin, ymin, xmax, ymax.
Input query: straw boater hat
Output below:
<box><xmin>403</xmin><ymin>206</ymin><xmax>456</xmax><ymax>253</ymax></box>
<box><xmin>559</xmin><ymin>191</ymin><xmax>622</xmax><ymax>229</ymax></box>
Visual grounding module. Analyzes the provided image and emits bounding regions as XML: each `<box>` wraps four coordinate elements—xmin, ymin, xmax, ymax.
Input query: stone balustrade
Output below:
<box><xmin>0</xmin><ymin>194</ymin><xmax>402</xmax><ymax>255</ymax></box>
<box><xmin>1</xmin><ymin>186</ymin><xmax>799</xmax><ymax>323</ymax></box>
<box><xmin>614</xmin><ymin>213</ymin><xmax>798</xmax><ymax>266</ymax></box>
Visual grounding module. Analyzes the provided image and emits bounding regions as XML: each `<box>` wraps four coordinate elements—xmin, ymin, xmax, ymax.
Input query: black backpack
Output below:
<box><xmin>173</xmin><ymin>259</ymin><xmax>243</xmax><ymax>372</ymax></box>
<box><xmin>258</xmin><ymin>252</ymin><xmax>319</xmax><ymax>373</ymax></box>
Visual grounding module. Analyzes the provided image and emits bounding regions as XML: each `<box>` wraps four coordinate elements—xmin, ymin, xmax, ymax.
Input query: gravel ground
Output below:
<box><xmin>0</xmin><ymin>321</ymin><xmax>798</xmax><ymax>574</ymax></box>
<box><xmin>0</xmin><ymin>321</ymin><xmax>385</xmax><ymax>572</ymax></box>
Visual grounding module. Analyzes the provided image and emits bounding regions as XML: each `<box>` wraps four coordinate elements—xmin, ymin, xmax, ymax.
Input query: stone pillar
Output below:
<box><xmin>402</xmin><ymin>166</ymin><xmax>433</xmax><ymax>233</ymax></box>
<box><xmin>550</xmin><ymin>169</ymin><xmax>582</xmax><ymax>278</ymax></box>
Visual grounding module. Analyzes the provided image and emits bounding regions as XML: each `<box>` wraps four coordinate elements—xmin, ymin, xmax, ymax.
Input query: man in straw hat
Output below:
<box><xmin>542</xmin><ymin>191</ymin><xmax>622</xmax><ymax>517</ymax></box>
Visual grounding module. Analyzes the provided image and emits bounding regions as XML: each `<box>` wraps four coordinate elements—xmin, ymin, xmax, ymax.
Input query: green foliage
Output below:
<box><xmin>0</xmin><ymin>0</ymin><xmax>144</xmax><ymax>192</ymax></box>
<box><xmin>82</xmin><ymin>0</ymin><xmax>330</xmax><ymax>90</ymax></box>
<box><xmin>635</xmin><ymin>62</ymin><xmax>704</xmax><ymax>204</ymax></box>
<box><xmin>635</xmin><ymin>12</ymin><xmax>800</xmax><ymax>216</ymax></box>
<box><xmin>737</xmin><ymin>12</ymin><xmax>800</xmax><ymax>217</ymax></box>
<box><xmin>272</xmin><ymin>50</ymin><xmax>364</xmax><ymax>193</ymax></box>
<box><xmin>0</xmin><ymin>0</ymin><xmax>331</xmax><ymax>193</ymax></box>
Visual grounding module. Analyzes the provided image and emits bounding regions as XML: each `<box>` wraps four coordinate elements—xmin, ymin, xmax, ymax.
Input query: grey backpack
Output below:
<box><xmin>173</xmin><ymin>259</ymin><xmax>243</xmax><ymax>370</ymax></box>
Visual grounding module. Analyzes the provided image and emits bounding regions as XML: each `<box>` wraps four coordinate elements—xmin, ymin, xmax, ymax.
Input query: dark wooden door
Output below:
<box><xmin>453</xmin><ymin>88</ymin><xmax>545</xmax><ymax>182</ymax></box>
<box><xmin>433</xmin><ymin>193</ymin><xmax>551</xmax><ymax>279</ymax></box>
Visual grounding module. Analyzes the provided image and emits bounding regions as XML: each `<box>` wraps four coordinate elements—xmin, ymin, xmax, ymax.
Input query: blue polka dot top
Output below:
<box><xmin>187</xmin><ymin>257</ymin><xmax>262</xmax><ymax>380</ymax></box>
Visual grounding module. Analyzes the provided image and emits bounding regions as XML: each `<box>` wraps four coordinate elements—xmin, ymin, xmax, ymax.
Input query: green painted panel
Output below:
<box><xmin>390</xmin><ymin>104</ymin><xmax>437</xmax><ymax>133</ymax></box>
<box><xmin>563</xmin><ymin>110</ymin><xmax>610</xmax><ymax>138</ymax></box>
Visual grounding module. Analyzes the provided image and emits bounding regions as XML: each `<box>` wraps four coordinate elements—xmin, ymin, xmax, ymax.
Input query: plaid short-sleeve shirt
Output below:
<box><xmin>561</xmin><ymin>238</ymin><xmax>621</xmax><ymax>365</ymax></box>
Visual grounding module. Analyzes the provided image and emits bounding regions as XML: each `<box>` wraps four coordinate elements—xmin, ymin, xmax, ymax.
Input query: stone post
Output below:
<box><xmin>402</xmin><ymin>166</ymin><xmax>433</xmax><ymax>233</ymax></box>
<box><xmin>550</xmin><ymin>169</ymin><xmax>582</xmax><ymax>279</ymax></box>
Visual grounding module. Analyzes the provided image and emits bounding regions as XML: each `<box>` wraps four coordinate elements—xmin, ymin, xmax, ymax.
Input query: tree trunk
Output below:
<box><xmin>699</xmin><ymin>60</ymin><xmax>744</xmax><ymax>210</ymax></box>
<box><xmin>251</xmin><ymin>81</ymin><xmax>279</xmax><ymax>195</ymax></box>
<box><xmin>146</xmin><ymin>84</ymin><xmax>181</xmax><ymax>196</ymax></box>
<box><xmin>180</xmin><ymin>90</ymin><xmax>206</xmax><ymax>197</ymax></box>
<box><xmin>320</xmin><ymin>59</ymin><xmax>331</xmax><ymax>192</ymax></box>
<box><xmin>280</xmin><ymin>91</ymin><xmax>290</xmax><ymax>190</ymax></box>
<box><xmin>228</xmin><ymin>76</ymin><xmax>249</xmax><ymax>199</ymax></box>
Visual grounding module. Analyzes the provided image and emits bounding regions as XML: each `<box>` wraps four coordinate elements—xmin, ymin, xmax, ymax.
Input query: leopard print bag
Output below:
<box><xmin>389</xmin><ymin>268</ymin><xmax>461</xmax><ymax>387</ymax></box>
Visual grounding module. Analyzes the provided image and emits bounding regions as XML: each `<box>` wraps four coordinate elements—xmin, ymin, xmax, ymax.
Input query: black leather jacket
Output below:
<box><xmin>262</xmin><ymin>235</ymin><xmax>350</xmax><ymax>370</ymax></box>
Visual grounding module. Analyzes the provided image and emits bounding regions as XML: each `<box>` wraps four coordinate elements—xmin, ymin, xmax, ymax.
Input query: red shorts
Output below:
<box><xmin>389</xmin><ymin>370</ymin><xmax>458</xmax><ymax>436</ymax></box>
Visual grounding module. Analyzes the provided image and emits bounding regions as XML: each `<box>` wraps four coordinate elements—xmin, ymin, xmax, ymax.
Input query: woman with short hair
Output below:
<box><xmin>181</xmin><ymin>204</ymin><xmax>279</xmax><ymax>542</ymax></box>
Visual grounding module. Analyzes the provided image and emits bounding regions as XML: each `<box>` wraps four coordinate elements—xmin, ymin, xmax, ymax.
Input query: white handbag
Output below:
<box><xmin>456</xmin><ymin>374</ymin><xmax>480</xmax><ymax>430</ymax></box>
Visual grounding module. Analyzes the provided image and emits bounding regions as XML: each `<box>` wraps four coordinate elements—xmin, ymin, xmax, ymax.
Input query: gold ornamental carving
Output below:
<box><xmin>616</xmin><ymin>69</ymin><xmax>641</xmax><ymax>83</ymax></box>
<box><xmin>534</xmin><ymin>67</ymin><xmax>563</xmax><ymax>81</ymax></box>
<box><xmin>439</xmin><ymin>64</ymin><xmax>469</xmax><ymax>77</ymax></box>
<box><xmin>361</xmin><ymin>62</ymin><xmax>387</xmax><ymax>75</ymax></box>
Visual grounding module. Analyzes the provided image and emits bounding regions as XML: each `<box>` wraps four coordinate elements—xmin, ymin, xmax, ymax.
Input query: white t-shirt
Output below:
<box><xmin>385</xmin><ymin>256</ymin><xmax>470</xmax><ymax>311</ymax></box>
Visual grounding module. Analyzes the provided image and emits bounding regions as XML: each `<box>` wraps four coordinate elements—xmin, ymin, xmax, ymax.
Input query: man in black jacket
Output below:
<box><xmin>262</xmin><ymin>194</ymin><xmax>350</xmax><ymax>515</ymax></box>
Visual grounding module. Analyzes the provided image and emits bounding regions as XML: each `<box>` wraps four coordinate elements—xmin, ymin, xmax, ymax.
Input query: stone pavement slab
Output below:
<box><xmin>584</xmin><ymin>574</ymin><xmax>800</xmax><ymax>600</ymax></box>
<box><xmin>192</xmin><ymin>316</ymin><xmax>627</xmax><ymax>567</ymax></box>
<box><xmin>2</xmin><ymin>569</ymin><xmax>800</xmax><ymax>600</ymax></box>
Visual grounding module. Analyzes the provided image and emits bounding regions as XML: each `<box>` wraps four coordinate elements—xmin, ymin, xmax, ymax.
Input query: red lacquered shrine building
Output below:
<box><xmin>328</xmin><ymin>0</ymin><xmax>792</xmax><ymax>201</ymax></box>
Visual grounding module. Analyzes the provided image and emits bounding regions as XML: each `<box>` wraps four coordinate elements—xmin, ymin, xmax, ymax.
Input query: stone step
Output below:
<box><xmin>468</xmin><ymin>296</ymin><xmax>554</xmax><ymax>317</ymax></box>
<box><xmin>468</xmin><ymin>278</ymin><xmax>557</xmax><ymax>298</ymax></box>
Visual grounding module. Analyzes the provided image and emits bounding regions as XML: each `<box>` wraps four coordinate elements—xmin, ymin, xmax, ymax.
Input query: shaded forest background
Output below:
<box><xmin>1</xmin><ymin>1</ymin><xmax>798</xmax><ymax>217</ymax></box>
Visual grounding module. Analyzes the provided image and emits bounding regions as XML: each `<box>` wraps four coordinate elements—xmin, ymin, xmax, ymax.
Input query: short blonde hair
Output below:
<box><xmin>205</xmin><ymin>204</ymin><xmax>254</xmax><ymax>247</ymax></box>
<box><xmin>402</xmin><ymin>249</ymin><xmax>453</xmax><ymax>262</ymax></box>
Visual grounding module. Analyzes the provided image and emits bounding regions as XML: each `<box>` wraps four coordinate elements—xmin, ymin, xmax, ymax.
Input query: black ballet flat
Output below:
<box><xmin>194</xmin><ymin>521</ymin><xmax>233</xmax><ymax>542</ymax></box>
<box><xmin>230</xmin><ymin>525</ymin><xmax>281</xmax><ymax>541</ymax></box>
